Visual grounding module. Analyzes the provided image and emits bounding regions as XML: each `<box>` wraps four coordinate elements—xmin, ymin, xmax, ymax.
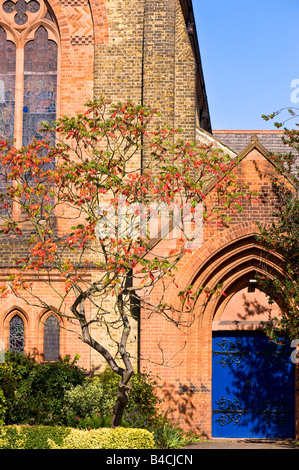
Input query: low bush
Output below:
<box><xmin>0</xmin><ymin>425</ymin><xmax>71</xmax><ymax>449</ymax></box>
<box><xmin>0</xmin><ymin>356</ymin><xmax>22</xmax><ymax>423</ymax></box>
<box><xmin>62</xmin><ymin>368</ymin><xmax>162</xmax><ymax>429</ymax></box>
<box><xmin>0</xmin><ymin>389</ymin><xmax>7</xmax><ymax>425</ymax></box>
<box><xmin>75</xmin><ymin>413</ymin><xmax>110</xmax><ymax>429</ymax></box>
<box><xmin>0</xmin><ymin>425</ymin><xmax>155</xmax><ymax>449</ymax></box>
<box><xmin>94</xmin><ymin>368</ymin><xmax>162</xmax><ymax>428</ymax></box>
<box><xmin>48</xmin><ymin>427</ymin><xmax>155</xmax><ymax>449</ymax></box>
<box><xmin>0</xmin><ymin>353</ymin><xmax>162</xmax><ymax>431</ymax></box>
<box><xmin>63</xmin><ymin>379</ymin><xmax>112</xmax><ymax>427</ymax></box>
<box><xmin>150</xmin><ymin>417</ymin><xmax>187</xmax><ymax>449</ymax></box>
<box><xmin>148</xmin><ymin>411</ymin><xmax>199</xmax><ymax>449</ymax></box>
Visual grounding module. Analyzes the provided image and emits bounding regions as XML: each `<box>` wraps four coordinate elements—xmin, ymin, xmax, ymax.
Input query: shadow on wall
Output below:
<box><xmin>236</xmin><ymin>294</ymin><xmax>273</xmax><ymax>321</ymax></box>
<box><xmin>221</xmin><ymin>287</ymin><xmax>281</xmax><ymax>327</ymax></box>
<box><xmin>159</xmin><ymin>381</ymin><xmax>210</xmax><ymax>438</ymax></box>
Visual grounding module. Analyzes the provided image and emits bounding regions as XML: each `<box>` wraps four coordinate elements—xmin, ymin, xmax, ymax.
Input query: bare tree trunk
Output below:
<box><xmin>71</xmin><ymin>286</ymin><xmax>135</xmax><ymax>428</ymax></box>
<box><xmin>112</xmin><ymin>292</ymin><xmax>134</xmax><ymax>427</ymax></box>
<box><xmin>111</xmin><ymin>369</ymin><xmax>133</xmax><ymax>428</ymax></box>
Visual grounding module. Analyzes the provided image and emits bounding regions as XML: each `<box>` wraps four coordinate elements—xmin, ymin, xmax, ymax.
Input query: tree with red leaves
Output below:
<box><xmin>0</xmin><ymin>98</ymin><xmax>248</xmax><ymax>426</ymax></box>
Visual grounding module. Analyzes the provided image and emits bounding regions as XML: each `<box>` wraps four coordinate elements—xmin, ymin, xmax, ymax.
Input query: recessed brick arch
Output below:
<box><xmin>88</xmin><ymin>0</ymin><xmax>109</xmax><ymax>45</ymax></box>
<box><xmin>193</xmin><ymin>245</ymin><xmax>283</xmax><ymax>297</ymax></box>
<box><xmin>186</xmin><ymin>228</ymin><xmax>285</xmax><ymax>333</ymax></box>
<box><xmin>140</xmin><ymin>221</ymin><xmax>291</xmax><ymax>437</ymax></box>
<box><xmin>45</xmin><ymin>0</ymin><xmax>71</xmax><ymax>43</ymax></box>
<box><xmin>3</xmin><ymin>306</ymin><xmax>28</xmax><ymax>326</ymax></box>
<box><xmin>0</xmin><ymin>298</ymin><xmax>35</xmax><ymax>320</ymax></box>
<box><xmin>38</xmin><ymin>307</ymin><xmax>65</xmax><ymax>333</ymax></box>
<box><xmin>191</xmin><ymin>239</ymin><xmax>295</xmax><ymax>439</ymax></box>
<box><xmin>194</xmin><ymin>229</ymin><xmax>289</xmax><ymax>437</ymax></box>
<box><xmin>162</xmin><ymin>221</ymin><xmax>281</xmax><ymax>314</ymax></box>
<box><xmin>212</xmin><ymin>268</ymin><xmax>279</xmax><ymax>323</ymax></box>
<box><xmin>46</xmin><ymin>1</ymin><xmax>110</xmax><ymax>46</ymax></box>
<box><xmin>0</xmin><ymin>299</ymin><xmax>40</xmax><ymax>357</ymax></box>
<box><xmin>202</xmin><ymin>263</ymin><xmax>283</xmax><ymax>326</ymax></box>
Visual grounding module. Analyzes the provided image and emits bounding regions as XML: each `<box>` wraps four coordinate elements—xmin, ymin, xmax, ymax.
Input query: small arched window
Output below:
<box><xmin>9</xmin><ymin>314</ymin><xmax>24</xmax><ymax>353</ymax></box>
<box><xmin>43</xmin><ymin>313</ymin><xmax>60</xmax><ymax>361</ymax></box>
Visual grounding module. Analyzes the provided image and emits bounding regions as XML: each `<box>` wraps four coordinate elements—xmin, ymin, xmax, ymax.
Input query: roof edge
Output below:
<box><xmin>213</xmin><ymin>130</ymin><xmax>285</xmax><ymax>134</ymax></box>
<box><xmin>179</xmin><ymin>0</ymin><xmax>212</xmax><ymax>133</ymax></box>
<box><xmin>196</xmin><ymin>127</ymin><xmax>237</xmax><ymax>157</ymax></box>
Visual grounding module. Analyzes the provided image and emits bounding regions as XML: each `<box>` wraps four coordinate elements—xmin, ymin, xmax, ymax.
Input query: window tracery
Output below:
<box><xmin>3</xmin><ymin>0</ymin><xmax>41</xmax><ymax>26</ymax></box>
<box><xmin>9</xmin><ymin>314</ymin><xmax>25</xmax><ymax>353</ymax></box>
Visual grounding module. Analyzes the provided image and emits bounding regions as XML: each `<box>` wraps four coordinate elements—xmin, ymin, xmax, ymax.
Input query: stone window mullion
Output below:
<box><xmin>12</xmin><ymin>42</ymin><xmax>25</xmax><ymax>221</ymax></box>
<box><xmin>14</xmin><ymin>42</ymin><xmax>24</xmax><ymax>148</ymax></box>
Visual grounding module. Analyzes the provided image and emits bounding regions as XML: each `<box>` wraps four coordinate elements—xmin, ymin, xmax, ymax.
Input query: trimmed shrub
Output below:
<box><xmin>0</xmin><ymin>425</ymin><xmax>155</xmax><ymax>449</ymax></box>
<box><xmin>48</xmin><ymin>427</ymin><xmax>155</xmax><ymax>449</ymax></box>
<box><xmin>75</xmin><ymin>413</ymin><xmax>109</xmax><ymax>429</ymax></box>
<box><xmin>0</xmin><ymin>425</ymin><xmax>71</xmax><ymax>449</ymax></box>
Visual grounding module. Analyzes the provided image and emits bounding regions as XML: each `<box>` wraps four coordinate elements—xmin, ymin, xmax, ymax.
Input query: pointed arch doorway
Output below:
<box><xmin>212</xmin><ymin>286</ymin><xmax>295</xmax><ymax>439</ymax></box>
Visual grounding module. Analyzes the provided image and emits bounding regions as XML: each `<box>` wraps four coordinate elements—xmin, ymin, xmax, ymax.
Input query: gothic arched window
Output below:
<box><xmin>43</xmin><ymin>313</ymin><xmax>60</xmax><ymax>361</ymax></box>
<box><xmin>0</xmin><ymin>25</ymin><xmax>16</xmax><ymax>143</ymax></box>
<box><xmin>9</xmin><ymin>314</ymin><xmax>25</xmax><ymax>353</ymax></box>
<box><xmin>0</xmin><ymin>0</ymin><xmax>59</xmax><ymax>147</ymax></box>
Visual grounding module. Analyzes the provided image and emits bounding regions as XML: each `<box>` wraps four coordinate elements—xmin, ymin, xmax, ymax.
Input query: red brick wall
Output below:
<box><xmin>140</xmin><ymin>148</ymin><xmax>298</xmax><ymax>437</ymax></box>
<box><xmin>0</xmin><ymin>278</ymin><xmax>91</xmax><ymax>370</ymax></box>
<box><xmin>0</xmin><ymin>1</ymin><xmax>296</xmax><ymax>439</ymax></box>
<box><xmin>0</xmin><ymin>0</ymin><xmax>106</xmax><ymax>371</ymax></box>
<box><xmin>0</xmin><ymin>0</ymin><xmax>202</xmax><ymax>374</ymax></box>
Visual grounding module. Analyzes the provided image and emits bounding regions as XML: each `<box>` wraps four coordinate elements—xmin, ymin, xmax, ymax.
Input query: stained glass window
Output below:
<box><xmin>0</xmin><ymin>25</ymin><xmax>15</xmax><ymax>213</ymax></box>
<box><xmin>0</xmin><ymin>26</ymin><xmax>15</xmax><ymax>143</ymax></box>
<box><xmin>23</xmin><ymin>26</ymin><xmax>57</xmax><ymax>146</ymax></box>
<box><xmin>9</xmin><ymin>315</ymin><xmax>25</xmax><ymax>353</ymax></box>
<box><xmin>0</xmin><ymin>0</ymin><xmax>58</xmax><ymax>147</ymax></box>
<box><xmin>43</xmin><ymin>314</ymin><xmax>60</xmax><ymax>361</ymax></box>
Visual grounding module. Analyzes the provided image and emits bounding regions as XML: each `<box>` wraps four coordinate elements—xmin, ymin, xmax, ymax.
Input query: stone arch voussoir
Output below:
<box><xmin>167</xmin><ymin>223</ymin><xmax>283</xmax><ymax>320</ymax></box>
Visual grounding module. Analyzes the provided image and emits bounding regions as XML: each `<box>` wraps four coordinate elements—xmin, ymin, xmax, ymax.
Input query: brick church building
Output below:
<box><xmin>0</xmin><ymin>0</ymin><xmax>297</xmax><ymax>439</ymax></box>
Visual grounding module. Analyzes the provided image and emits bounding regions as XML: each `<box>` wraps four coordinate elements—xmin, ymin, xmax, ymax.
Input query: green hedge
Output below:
<box><xmin>49</xmin><ymin>427</ymin><xmax>155</xmax><ymax>449</ymax></box>
<box><xmin>0</xmin><ymin>425</ymin><xmax>155</xmax><ymax>449</ymax></box>
<box><xmin>0</xmin><ymin>425</ymin><xmax>71</xmax><ymax>449</ymax></box>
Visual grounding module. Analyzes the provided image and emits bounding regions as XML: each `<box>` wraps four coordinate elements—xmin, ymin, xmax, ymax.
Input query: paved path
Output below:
<box><xmin>185</xmin><ymin>439</ymin><xmax>299</xmax><ymax>449</ymax></box>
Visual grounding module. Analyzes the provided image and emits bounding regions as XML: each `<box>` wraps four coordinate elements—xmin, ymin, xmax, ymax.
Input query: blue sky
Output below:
<box><xmin>193</xmin><ymin>0</ymin><xmax>299</xmax><ymax>130</ymax></box>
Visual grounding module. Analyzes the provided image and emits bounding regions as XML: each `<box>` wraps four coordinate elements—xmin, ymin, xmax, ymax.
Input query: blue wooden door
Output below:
<box><xmin>212</xmin><ymin>331</ymin><xmax>295</xmax><ymax>438</ymax></box>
